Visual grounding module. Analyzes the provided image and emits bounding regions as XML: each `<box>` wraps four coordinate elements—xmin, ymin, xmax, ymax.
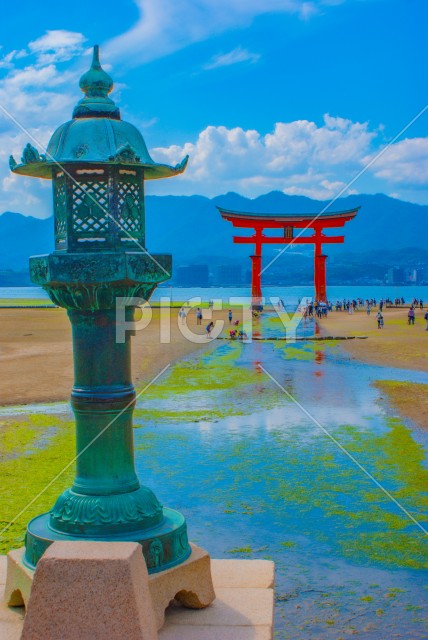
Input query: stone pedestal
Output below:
<box><xmin>19</xmin><ymin>541</ymin><xmax>157</xmax><ymax>640</ymax></box>
<box><xmin>1</xmin><ymin>552</ymin><xmax>274</xmax><ymax>640</ymax></box>
<box><xmin>5</xmin><ymin>542</ymin><xmax>215</xmax><ymax>632</ymax></box>
<box><xmin>149</xmin><ymin>544</ymin><xmax>215</xmax><ymax>629</ymax></box>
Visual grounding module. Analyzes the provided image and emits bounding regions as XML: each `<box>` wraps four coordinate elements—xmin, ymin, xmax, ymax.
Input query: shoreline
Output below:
<box><xmin>318</xmin><ymin>307</ymin><xmax>428</xmax><ymax>429</ymax></box>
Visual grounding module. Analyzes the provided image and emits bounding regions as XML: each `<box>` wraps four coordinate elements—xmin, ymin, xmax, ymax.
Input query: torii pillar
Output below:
<box><xmin>250</xmin><ymin>228</ymin><xmax>263</xmax><ymax>309</ymax></box>
<box><xmin>250</xmin><ymin>255</ymin><xmax>262</xmax><ymax>305</ymax></box>
<box><xmin>314</xmin><ymin>228</ymin><xmax>328</xmax><ymax>303</ymax></box>
<box><xmin>314</xmin><ymin>253</ymin><xmax>327</xmax><ymax>303</ymax></box>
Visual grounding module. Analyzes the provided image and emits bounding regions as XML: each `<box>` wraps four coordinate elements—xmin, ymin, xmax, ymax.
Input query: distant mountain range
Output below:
<box><xmin>0</xmin><ymin>192</ymin><xmax>427</xmax><ymax>273</ymax></box>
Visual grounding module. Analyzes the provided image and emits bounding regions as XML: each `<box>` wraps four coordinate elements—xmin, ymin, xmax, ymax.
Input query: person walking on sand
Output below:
<box><xmin>408</xmin><ymin>307</ymin><xmax>415</xmax><ymax>326</ymax></box>
<box><xmin>376</xmin><ymin>311</ymin><xmax>384</xmax><ymax>329</ymax></box>
<box><xmin>178</xmin><ymin>308</ymin><xmax>186</xmax><ymax>325</ymax></box>
<box><xmin>228</xmin><ymin>309</ymin><xmax>233</xmax><ymax>324</ymax></box>
<box><xmin>196</xmin><ymin>307</ymin><xmax>203</xmax><ymax>325</ymax></box>
<box><xmin>424</xmin><ymin>310</ymin><xmax>428</xmax><ymax>330</ymax></box>
<box><xmin>206</xmin><ymin>321</ymin><xmax>214</xmax><ymax>338</ymax></box>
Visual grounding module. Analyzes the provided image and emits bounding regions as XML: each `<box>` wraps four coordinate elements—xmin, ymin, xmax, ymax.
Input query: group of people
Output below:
<box><xmin>297</xmin><ymin>295</ymin><xmax>427</xmax><ymax>331</ymax></box>
<box><xmin>179</xmin><ymin>296</ymin><xmax>428</xmax><ymax>336</ymax></box>
<box><xmin>327</xmin><ymin>296</ymin><xmax>427</xmax><ymax>330</ymax></box>
<box><xmin>332</xmin><ymin>298</ymin><xmax>377</xmax><ymax>312</ymax></box>
<box><xmin>192</xmin><ymin>306</ymin><xmax>242</xmax><ymax>338</ymax></box>
<box><xmin>386</xmin><ymin>296</ymin><xmax>424</xmax><ymax>308</ymax></box>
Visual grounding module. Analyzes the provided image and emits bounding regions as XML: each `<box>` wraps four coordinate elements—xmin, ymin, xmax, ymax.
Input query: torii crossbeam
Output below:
<box><xmin>218</xmin><ymin>207</ymin><xmax>359</xmax><ymax>307</ymax></box>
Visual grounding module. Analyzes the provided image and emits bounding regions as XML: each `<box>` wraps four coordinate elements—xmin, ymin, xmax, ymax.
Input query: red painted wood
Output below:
<box><xmin>232</xmin><ymin>235</ymin><xmax>345</xmax><ymax>244</ymax></box>
<box><xmin>219</xmin><ymin>206</ymin><xmax>358</xmax><ymax>304</ymax></box>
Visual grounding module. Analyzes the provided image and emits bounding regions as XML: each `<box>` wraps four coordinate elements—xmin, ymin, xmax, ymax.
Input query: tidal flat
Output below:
<box><xmin>0</xmin><ymin>315</ymin><xmax>427</xmax><ymax>638</ymax></box>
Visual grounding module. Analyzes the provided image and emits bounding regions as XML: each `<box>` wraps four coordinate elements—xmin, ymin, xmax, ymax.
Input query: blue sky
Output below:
<box><xmin>0</xmin><ymin>0</ymin><xmax>427</xmax><ymax>216</ymax></box>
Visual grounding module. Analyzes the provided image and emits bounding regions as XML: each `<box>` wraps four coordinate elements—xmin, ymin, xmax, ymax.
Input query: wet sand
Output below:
<box><xmin>373</xmin><ymin>380</ymin><xmax>428</xmax><ymax>429</ymax></box>
<box><xmin>318</xmin><ymin>306</ymin><xmax>428</xmax><ymax>371</ymax></box>
<box><xmin>318</xmin><ymin>307</ymin><xmax>428</xmax><ymax>428</ymax></box>
<box><xmin>0</xmin><ymin>306</ymin><xmax>241</xmax><ymax>406</ymax></box>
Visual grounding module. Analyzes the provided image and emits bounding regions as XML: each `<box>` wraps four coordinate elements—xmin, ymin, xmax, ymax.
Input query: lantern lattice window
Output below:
<box><xmin>54</xmin><ymin>172</ymin><xmax>68</xmax><ymax>249</ymax></box>
<box><xmin>71</xmin><ymin>180</ymin><xmax>109</xmax><ymax>240</ymax></box>
<box><xmin>117</xmin><ymin>179</ymin><xmax>143</xmax><ymax>241</ymax></box>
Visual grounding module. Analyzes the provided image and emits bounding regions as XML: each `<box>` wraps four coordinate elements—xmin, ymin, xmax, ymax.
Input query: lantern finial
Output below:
<box><xmin>73</xmin><ymin>45</ymin><xmax>119</xmax><ymax>119</ymax></box>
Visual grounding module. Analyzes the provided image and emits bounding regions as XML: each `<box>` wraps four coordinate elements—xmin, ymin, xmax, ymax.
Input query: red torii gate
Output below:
<box><xmin>217</xmin><ymin>207</ymin><xmax>359</xmax><ymax>306</ymax></box>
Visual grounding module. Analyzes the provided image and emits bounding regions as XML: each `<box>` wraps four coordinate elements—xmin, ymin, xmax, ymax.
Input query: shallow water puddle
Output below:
<box><xmin>134</xmin><ymin>317</ymin><xmax>428</xmax><ymax>639</ymax></box>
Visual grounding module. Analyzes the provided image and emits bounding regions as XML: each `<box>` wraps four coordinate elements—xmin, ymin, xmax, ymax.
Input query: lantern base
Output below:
<box><xmin>23</xmin><ymin>506</ymin><xmax>191</xmax><ymax>574</ymax></box>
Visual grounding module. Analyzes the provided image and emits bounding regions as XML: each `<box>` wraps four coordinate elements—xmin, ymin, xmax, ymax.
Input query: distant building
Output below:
<box><xmin>386</xmin><ymin>267</ymin><xmax>405</xmax><ymax>284</ymax></box>
<box><xmin>212</xmin><ymin>265</ymin><xmax>242</xmax><ymax>286</ymax></box>
<box><xmin>175</xmin><ymin>264</ymin><xmax>210</xmax><ymax>287</ymax></box>
<box><xmin>406</xmin><ymin>269</ymin><xmax>418</xmax><ymax>283</ymax></box>
<box><xmin>386</xmin><ymin>266</ymin><xmax>418</xmax><ymax>285</ymax></box>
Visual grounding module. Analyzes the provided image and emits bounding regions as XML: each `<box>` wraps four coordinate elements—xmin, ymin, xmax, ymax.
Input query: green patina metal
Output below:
<box><xmin>10</xmin><ymin>45</ymin><xmax>191</xmax><ymax>572</ymax></box>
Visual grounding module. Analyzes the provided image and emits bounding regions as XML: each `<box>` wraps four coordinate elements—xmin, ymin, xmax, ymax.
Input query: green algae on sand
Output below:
<box><xmin>135</xmin><ymin>341</ymin><xmax>284</xmax><ymax>423</ymax></box>
<box><xmin>198</xmin><ymin>418</ymin><xmax>428</xmax><ymax>570</ymax></box>
<box><xmin>0</xmin><ymin>414</ymin><xmax>75</xmax><ymax>554</ymax></box>
<box><xmin>140</xmin><ymin>342</ymin><xmax>261</xmax><ymax>397</ymax></box>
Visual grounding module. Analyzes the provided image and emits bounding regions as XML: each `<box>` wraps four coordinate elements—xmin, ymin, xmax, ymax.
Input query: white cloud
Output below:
<box><xmin>204</xmin><ymin>47</ymin><xmax>260</xmax><ymax>70</ymax></box>
<box><xmin>0</xmin><ymin>49</ymin><xmax>26</xmax><ymax>69</ymax></box>
<box><xmin>5</xmin><ymin>64</ymin><xmax>75</xmax><ymax>90</ymax></box>
<box><xmin>366</xmin><ymin>137</ymin><xmax>428</xmax><ymax>186</ymax></box>
<box><xmin>0</xmin><ymin>31</ymin><xmax>86</xmax><ymax>215</ymax></box>
<box><xmin>151</xmin><ymin>115</ymin><xmax>376</xmax><ymax>197</ymax></box>
<box><xmin>28</xmin><ymin>30</ymin><xmax>87</xmax><ymax>66</ymax></box>
<box><xmin>0</xmin><ymin>30</ymin><xmax>86</xmax><ymax>129</ymax></box>
<box><xmin>0</xmin><ymin>129</ymin><xmax>51</xmax><ymax>215</ymax></box>
<box><xmin>284</xmin><ymin>180</ymin><xmax>358</xmax><ymax>200</ymax></box>
<box><xmin>148</xmin><ymin>116</ymin><xmax>428</xmax><ymax>202</ymax></box>
<box><xmin>105</xmin><ymin>0</ymin><xmax>325</xmax><ymax>65</ymax></box>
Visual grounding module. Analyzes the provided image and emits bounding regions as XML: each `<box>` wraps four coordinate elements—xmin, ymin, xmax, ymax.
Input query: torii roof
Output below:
<box><xmin>217</xmin><ymin>206</ymin><xmax>360</xmax><ymax>224</ymax></box>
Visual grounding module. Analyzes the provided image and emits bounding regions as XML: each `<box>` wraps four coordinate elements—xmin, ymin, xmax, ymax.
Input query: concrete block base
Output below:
<box><xmin>1</xmin><ymin>549</ymin><xmax>275</xmax><ymax>639</ymax></box>
<box><xmin>149</xmin><ymin>543</ymin><xmax>215</xmax><ymax>629</ymax></box>
<box><xmin>5</xmin><ymin>542</ymin><xmax>215</xmax><ymax>632</ymax></box>
<box><xmin>19</xmin><ymin>541</ymin><xmax>158</xmax><ymax>640</ymax></box>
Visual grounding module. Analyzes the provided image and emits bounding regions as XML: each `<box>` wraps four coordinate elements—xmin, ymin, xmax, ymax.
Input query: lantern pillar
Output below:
<box><xmin>8</xmin><ymin>46</ymin><xmax>203</xmax><ymax>579</ymax></box>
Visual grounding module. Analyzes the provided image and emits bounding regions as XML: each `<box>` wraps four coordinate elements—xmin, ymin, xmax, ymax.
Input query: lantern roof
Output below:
<box><xmin>9</xmin><ymin>45</ymin><xmax>188</xmax><ymax>180</ymax></box>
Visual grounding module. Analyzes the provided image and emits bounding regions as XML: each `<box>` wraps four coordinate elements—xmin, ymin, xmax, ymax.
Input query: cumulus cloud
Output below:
<box><xmin>105</xmin><ymin>0</ymin><xmax>327</xmax><ymax>65</ymax></box>
<box><xmin>0</xmin><ymin>127</ymin><xmax>52</xmax><ymax>215</ymax></box>
<box><xmin>366</xmin><ymin>137</ymin><xmax>428</xmax><ymax>186</ymax></box>
<box><xmin>0</xmin><ymin>30</ymin><xmax>87</xmax><ymax>215</ymax></box>
<box><xmin>204</xmin><ymin>47</ymin><xmax>260</xmax><ymax>70</ymax></box>
<box><xmin>0</xmin><ymin>30</ymin><xmax>86</xmax><ymax>128</ymax></box>
<box><xmin>28</xmin><ymin>30</ymin><xmax>87</xmax><ymax>66</ymax></box>
<box><xmin>148</xmin><ymin>117</ymin><xmax>428</xmax><ymax>201</ymax></box>
<box><xmin>151</xmin><ymin>115</ymin><xmax>376</xmax><ymax>196</ymax></box>
<box><xmin>284</xmin><ymin>180</ymin><xmax>358</xmax><ymax>200</ymax></box>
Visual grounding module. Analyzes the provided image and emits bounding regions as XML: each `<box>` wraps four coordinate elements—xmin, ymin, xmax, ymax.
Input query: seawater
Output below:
<box><xmin>2</xmin><ymin>285</ymin><xmax>428</xmax><ymax>304</ymax></box>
